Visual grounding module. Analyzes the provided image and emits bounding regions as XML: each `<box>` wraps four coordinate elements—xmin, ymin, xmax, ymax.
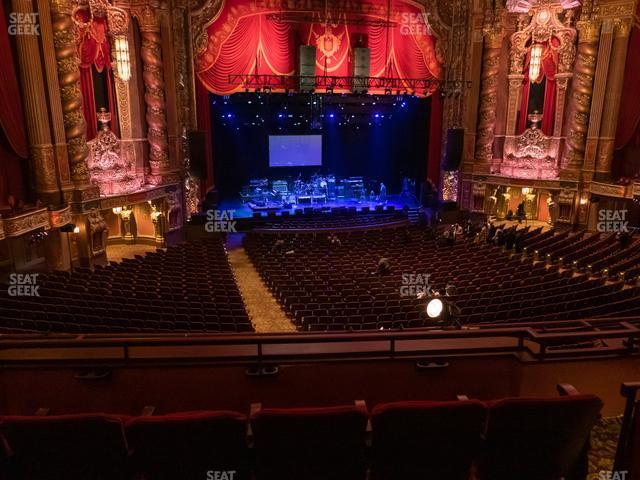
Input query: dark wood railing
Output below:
<box><xmin>0</xmin><ymin>317</ymin><xmax>638</xmax><ymax>366</ymax></box>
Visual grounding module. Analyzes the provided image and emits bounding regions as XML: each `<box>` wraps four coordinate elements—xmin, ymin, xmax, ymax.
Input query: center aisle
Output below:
<box><xmin>226</xmin><ymin>233</ymin><xmax>297</xmax><ymax>333</ymax></box>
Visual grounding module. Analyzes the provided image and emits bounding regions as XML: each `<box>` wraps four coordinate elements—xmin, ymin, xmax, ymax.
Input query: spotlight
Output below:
<box><xmin>329</xmin><ymin>113</ymin><xmax>335</xmax><ymax>118</ymax></box>
<box><xmin>426</xmin><ymin>297</ymin><xmax>444</xmax><ymax>319</ymax></box>
<box><xmin>374</xmin><ymin>113</ymin><xmax>380</xmax><ymax>118</ymax></box>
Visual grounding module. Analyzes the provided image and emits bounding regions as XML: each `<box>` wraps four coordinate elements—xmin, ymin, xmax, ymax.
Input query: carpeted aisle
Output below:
<box><xmin>226</xmin><ymin>234</ymin><xmax>296</xmax><ymax>333</ymax></box>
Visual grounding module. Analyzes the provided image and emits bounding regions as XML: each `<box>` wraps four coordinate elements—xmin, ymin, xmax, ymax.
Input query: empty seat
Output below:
<box><xmin>251</xmin><ymin>404</ymin><xmax>368</xmax><ymax>480</ymax></box>
<box><xmin>370</xmin><ymin>399</ymin><xmax>487</xmax><ymax>480</ymax></box>
<box><xmin>126</xmin><ymin>410</ymin><xmax>248</xmax><ymax>480</ymax></box>
<box><xmin>0</xmin><ymin>413</ymin><xmax>129</xmax><ymax>479</ymax></box>
<box><xmin>478</xmin><ymin>391</ymin><xmax>603</xmax><ymax>480</ymax></box>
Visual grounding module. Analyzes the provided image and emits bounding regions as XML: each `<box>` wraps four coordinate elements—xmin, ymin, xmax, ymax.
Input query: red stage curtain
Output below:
<box><xmin>80</xmin><ymin>68</ymin><xmax>98</xmax><ymax>139</ymax></box>
<box><xmin>428</xmin><ymin>92</ymin><xmax>443</xmax><ymax>187</ymax></box>
<box><xmin>196</xmin><ymin>80</ymin><xmax>215</xmax><ymax>192</ymax></box>
<box><xmin>615</xmin><ymin>9</ymin><xmax>640</xmax><ymax>150</ymax></box>
<box><xmin>517</xmin><ymin>43</ymin><xmax>556</xmax><ymax>135</ymax></box>
<box><xmin>196</xmin><ymin>0</ymin><xmax>441</xmax><ymax>95</ymax></box>
<box><xmin>0</xmin><ymin>2</ymin><xmax>28</xmax><ymax>207</ymax></box>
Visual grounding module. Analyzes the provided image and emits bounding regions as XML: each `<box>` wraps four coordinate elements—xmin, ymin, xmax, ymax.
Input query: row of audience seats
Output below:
<box><xmin>0</xmin><ymin>239</ymin><xmax>253</xmax><ymax>334</ymax></box>
<box><xmin>0</xmin><ymin>385</ymin><xmax>603</xmax><ymax>480</ymax></box>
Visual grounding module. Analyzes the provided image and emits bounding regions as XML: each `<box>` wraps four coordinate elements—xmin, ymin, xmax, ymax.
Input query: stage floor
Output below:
<box><xmin>218</xmin><ymin>194</ymin><xmax>420</xmax><ymax>219</ymax></box>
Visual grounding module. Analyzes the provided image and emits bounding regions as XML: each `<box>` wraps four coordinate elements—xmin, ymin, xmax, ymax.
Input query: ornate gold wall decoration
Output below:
<box><xmin>51</xmin><ymin>0</ymin><xmax>91</xmax><ymax>187</ymax></box>
<box><xmin>133</xmin><ymin>4</ymin><xmax>171</xmax><ymax>184</ymax></box>
<box><xmin>562</xmin><ymin>18</ymin><xmax>600</xmax><ymax>170</ymax></box>
<box><xmin>474</xmin><ymin>3</ymin><xmax>505</xmax><ymax>169</ymax></box>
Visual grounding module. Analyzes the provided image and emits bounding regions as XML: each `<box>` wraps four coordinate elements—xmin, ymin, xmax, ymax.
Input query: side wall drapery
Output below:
<box><xmin>428</xmin><ymin>92</ymin><xmax>443</xmax><ymax>187</ymax></box>
<box><xmin>517</xmin><ymin>43</ymin><xmax>556</xmax><ymax>135</ymax></box>
<box><xmin>0</xmin><ymin>2</ymin><xmax>28</xmax><ymax>207</ymax></box>
<box><xmin>615</xmin><ymin>16</ymin><xmax>640</xmax><ymax>150</ymax></box>
<box><xmin>76</xmin><ymin>11</ymin><xmax>119</xmax><ymax>139</ymax></box>
<box><xmin>196</xmin><ymin>80</ymin><xmax>215</xmax><ymax>192</ymax></box>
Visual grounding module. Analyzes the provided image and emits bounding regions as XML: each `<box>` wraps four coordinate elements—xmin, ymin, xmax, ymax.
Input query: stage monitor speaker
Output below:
<box><xmin>352</xmin><ymin>47</ymin><xmax>370</xmax><ymax>93</ymax></box>
<box><xmin>188</xmin><ymin>130</ymin><xmax>207</xmax><ymax>179</ymax></box>
<box><xmin>443</xmin><ymin>128</ymin><xmax>464</xmax><ymax>171</ymax></box>
<box><xmin>299</xmin><ymin>45</ymin><xmax>316</xmax><ymax>91</ymax></box>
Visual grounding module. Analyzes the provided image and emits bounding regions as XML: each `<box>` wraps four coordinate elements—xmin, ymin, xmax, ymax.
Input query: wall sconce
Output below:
<box><xmin>112</xmin><ymin>206</ymin><xmax>123</xmax><ymax>215</ymax></box>
<box><xmin>522</xmin><ymin>187</ymin><xmax>531</xmax><ymax>195</ymax></box>
<box><xmin>113</xmin><ymin>35</ymin><xmax>131</xmax><ymax>82</ymax></box>
<box><xmin>73</xmin><ymin>226</ymin><xmax>80</xmax><ymax>234</ymax></box>
<box><xmin>529</xmin><ymin>43</ymin><xmax>543</xmax><ymax>83</ymax></box>
<box><xmin>579</xmin><ymin>195</ymin><xmax>589</xmax><ymax>206</ymax></box>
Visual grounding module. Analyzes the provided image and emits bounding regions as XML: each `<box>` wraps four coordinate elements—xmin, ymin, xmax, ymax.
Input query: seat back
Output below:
<box><xmin>0</xmin><ymin>414</ymin><xmax>128</xmax><ymax>479</ymax></box>
<box><xmin>126</xmin><ymin>410</ymin><xmax>248</xmax><ymax>480</ymax></box>
<box><xmin>251</xmin><ymin>405</ymin><xmax>368</xmax><ymax>480</ymax></box>
<box><xmin>370</xmin><ymin>400</ymin><xmax>487</xmax><ymax>480</ymax></box>
<box><xmin>480</xmin><ymin>395</ymin><xmax>603</xmax><ymax>480</ymax></box>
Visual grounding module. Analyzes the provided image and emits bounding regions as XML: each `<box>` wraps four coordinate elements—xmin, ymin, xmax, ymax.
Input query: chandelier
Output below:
<box><xmin>529</xmin><ymin>43</ymin><xmax>543</xmax><ymax>83</ymax></box>
<box><xmin>73</xmin><ymin>0</ymin><xmax>131</xmax><ymax>82</ymax></box>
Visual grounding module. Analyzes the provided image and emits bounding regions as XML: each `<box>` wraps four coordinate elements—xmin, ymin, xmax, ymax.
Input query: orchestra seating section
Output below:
<box><xmin>245</xmin><ymin>225</ymin><xmax>640</xmax><ymax>331</ymax></box>
<box><xmin>0</xmin><ymin>239</ymin><xmax>252</xmax><ymax>334</ymax></box>
<box><xmin>1</xmin><ymin>223</ymin><xmax>639</xmax><ymax>335</ymax></box>
<box><xmin>0</xmin><ymin>386</ymin><xmax>603</xmax><ymax>480</ymax></box>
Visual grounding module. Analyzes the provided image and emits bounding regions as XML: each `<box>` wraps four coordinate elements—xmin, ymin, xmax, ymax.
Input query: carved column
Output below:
<box><xmin>134</xmin><ymin>5</ymin><xmax>171</xmax><ymax>184</ymax></box>
<box><xmin>11</xmin><ymin>0</ymin><xmax>58</xmax><ymax>200</ymax></box>
<box><xmin>595</xmin><ymin>18</ymin><xmax>633</xmax><ymax>178</ymax></box>
<box><xmin>562</xmin><ymin>20</ymin><xmax>600</xmax><ymax>174</ymax></box>
<box><xmin>474</xmin><ymin>8</ymin><xmax>504</xmax><ymax>173</ymax></box>
<box><xmin>584</xmin><ymin>19</ymin><xmax>614</xmax><ymax>176</ymax></box>
<box><xmin>50</xmin><ymin>0</ymin><xmax>91</xmax><ymax>188</ymax></box>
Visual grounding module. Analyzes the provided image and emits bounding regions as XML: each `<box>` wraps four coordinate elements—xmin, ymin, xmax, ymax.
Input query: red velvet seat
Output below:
<box><xmin>614</xmin><ymin>382</ymin><xmax>640</xmax><ymax>479</ymax></box>
<box><xmin>0</xmin><ymin>413</ymin><xmax>129</xmax><ymax>479</ymax></box>
<box><xmin>126</xmin><ymin>410</ymin><xmax>248</xmax><ymax>480</ymax></box>
<box><xmin>478</xmin><ymin>393</ymin><xmax>603</xmax><ymax>480</ymax></box>
<box><xmin>251</xmin><ymin>404</ymin><xmax>368</xmax><ymax>480</ymax></box>
<box><xmin>370</xmin><ymin>399</ymin><xmax>487</xmax><ymax>480</ymax></box>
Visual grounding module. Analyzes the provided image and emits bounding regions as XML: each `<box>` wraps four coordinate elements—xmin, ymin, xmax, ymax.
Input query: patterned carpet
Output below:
<box><xmin>589</xmin><ymin>416</ymin><xmax>623</xmax><ymax>479</ymax></box>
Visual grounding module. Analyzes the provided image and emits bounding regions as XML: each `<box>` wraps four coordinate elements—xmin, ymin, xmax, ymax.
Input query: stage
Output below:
<box><xmin>218</xmin><ymin>194</ymin><xmax>420</xmax><ymax>219</ymax></box>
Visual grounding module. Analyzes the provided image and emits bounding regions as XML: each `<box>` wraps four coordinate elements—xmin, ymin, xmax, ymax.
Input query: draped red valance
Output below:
<box><xmin>74</xmin><ymin>9</ymin><xmax>118</xmax><ymax>140</ymax></box>
<box><xmin>517</xmin><ymin>42</ymin><xmax>557</xmax><ymax>136</ymax></box>
<box><xmin>196</xmin><ymin>0</ymin><xmax>441</xmax><ymax>95</ymax></box>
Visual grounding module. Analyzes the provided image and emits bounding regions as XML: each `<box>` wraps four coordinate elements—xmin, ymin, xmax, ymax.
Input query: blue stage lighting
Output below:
<box><xmin>278</xmin><ymin>113</ymin><xmax>284</xmax><ymax>118</ymax></box>
<box><xmin>226</xmin><ymin>113</ymin><xmax>233</xmax><ymax>118</ymax></box>
<box><xmin>374</xmin><ymin>113</ymin><xmax>380</xmax><ymax>118</ymax></box>
<box><xmin>329</xmin><ymin>113</ymin><xmax>335</xmax><ymax>118</ymax></box>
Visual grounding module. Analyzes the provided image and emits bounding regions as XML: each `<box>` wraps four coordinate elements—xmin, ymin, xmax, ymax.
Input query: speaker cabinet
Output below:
<box><xmin>443</xmin><ymin>128</ymin><xmax>464</xmax><ymax>171</ymax></box>
<box><xmin>299</xmin><ymin>45</ymin><xmax>316</xmax><ymax>91</ymax></box>
<box><xmin>352</xmin><ymin>47</ymin><xmax>370</xmax><ymax>93</ymax></box>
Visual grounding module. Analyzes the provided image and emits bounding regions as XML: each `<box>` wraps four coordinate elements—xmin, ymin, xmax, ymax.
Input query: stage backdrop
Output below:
<box><xmin>196</xmin><ymin>0</ymin><xmax>441</xmax><ymax>95</ymax></box>
<box><xmin>210</xmin><ymin>94</ymin><xmax>430</xmax><ymax>198</ymax></box>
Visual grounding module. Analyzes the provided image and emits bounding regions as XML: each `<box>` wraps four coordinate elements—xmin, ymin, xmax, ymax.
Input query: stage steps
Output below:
<box><xmin>407</xmin><ymin>207</ymin><xmax>421</xmax><ymax>224</ymax></box>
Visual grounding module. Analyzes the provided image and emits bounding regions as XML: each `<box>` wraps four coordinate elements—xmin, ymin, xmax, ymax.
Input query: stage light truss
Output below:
<box><xmin>265</xmin><ymin>12</ymin><xmax>396</xmax><ymax>27</ymax></box>
<box><xmin>228</xmin><ymin>74</ymin><xmax>471</xmax><ymax>94</ymax></box>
